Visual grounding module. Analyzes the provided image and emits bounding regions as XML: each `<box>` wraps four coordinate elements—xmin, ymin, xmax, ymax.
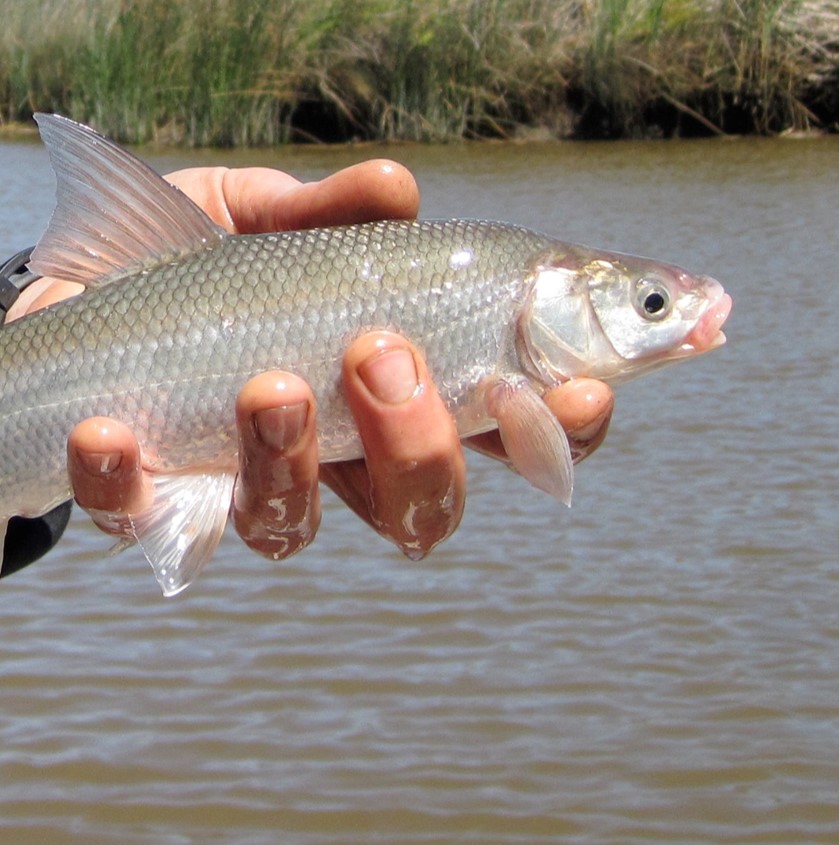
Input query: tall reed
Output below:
<box><xmin>0</xmin><ymin>0</ymin><xmax>835</xmax><ymax>143</ymax></box>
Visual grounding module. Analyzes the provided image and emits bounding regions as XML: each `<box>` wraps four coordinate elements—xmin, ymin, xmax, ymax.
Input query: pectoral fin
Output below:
<box><xmin>128</xmin><ymin>471</ymin><xmax>236</xmax><ymax>597</ymax></box>
<box><xmin>485</xmin><ymin>376</ymin><xmax>574</xmax><ymax>506</ymax></box>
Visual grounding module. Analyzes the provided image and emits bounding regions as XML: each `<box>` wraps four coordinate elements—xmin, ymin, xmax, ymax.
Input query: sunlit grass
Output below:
<box><xmin>0</xmin><ymin>0</ymin><xmax>835</xmax><ymax>144</ymax></box>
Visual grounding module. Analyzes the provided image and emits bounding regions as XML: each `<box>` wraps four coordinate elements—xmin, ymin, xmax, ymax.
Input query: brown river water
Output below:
<box><xmin>0</xmin><ymin>133</ymin><xmax>838</xmax><ymax>844</ymax></box>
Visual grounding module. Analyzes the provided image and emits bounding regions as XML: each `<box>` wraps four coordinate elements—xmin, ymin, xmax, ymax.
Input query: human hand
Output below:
<box><xmin>10</xmin><ymin>163</ymin><xmax>613</xmax><ymax>561</ymax></box>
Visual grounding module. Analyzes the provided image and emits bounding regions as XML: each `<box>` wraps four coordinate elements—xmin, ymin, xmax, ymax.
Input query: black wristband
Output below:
<box><xmin>0</xmin><ymin>246</ymin><xmax>38</xmax><ymax>316</ymax></box>
<box><xmin>1</xmin><ymin>504</ymin><xmax>73</xmax><ymax>578</ymax></box>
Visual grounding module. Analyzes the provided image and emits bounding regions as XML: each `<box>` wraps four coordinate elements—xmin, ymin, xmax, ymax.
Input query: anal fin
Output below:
<box><xmin>129</xmin><ymin>471</ymin><xmax>236</xmax><ymax>597</ymax></box>
<box><xmin>485</xmin><ymin>376</ymin><xmax>574</xmax><ymax>506</ymax></box>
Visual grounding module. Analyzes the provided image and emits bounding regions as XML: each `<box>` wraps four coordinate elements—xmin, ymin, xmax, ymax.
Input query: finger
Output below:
<box><xmin>466</xmin><ymin>378</ymin><xmax>614</xmax><ymax>464</ymax></box>
<box><xmin>165</xmin><ymin>167</ymin><xmax>301</xmax><ymax>233</ymax></box>
<box><xmin>322</xmin><ymin>332</ymin><xmax>465</xmax><ymax>559</ymax></box>
<box><xmin>5</xmin><ymin>278</ymin><xmax>85</xmax><ymax>322</ymax></box>
<box><xmin>67</xmin><ymin>417</ymin><xmax>153</xmax><ymax>536</ymax></box>
<box><xmin>231</xmin><ymin>372</ymin><xmax>321</xmax><ymax>561</ymax></box>
<box><xmin>544</xmin><ymin>379</ymin><xmax>614</xmax><ymax>461</ymax></box>
<box><xmin>166</xmin><ymin>160</ymin><xmax>420</xmax><ymax>234</ymax></box>
<box><xmin>249</xmin><ymin>160</ymin><xmax>420</xmax><ymax>231</ymax></box>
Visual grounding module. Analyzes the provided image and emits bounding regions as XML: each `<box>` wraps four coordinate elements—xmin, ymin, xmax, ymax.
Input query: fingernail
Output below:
<box><xmin>86</xmin><ymin>508</ymin><xmax>132</xmax><ymax>535</ymax></box>
<box><xmin>570</xmin><ymin>409</ymin><xmax>610</xmax><ymax>443</ymax></box>
<box><xmin>358</xmin><ymin>347</ymin><xmax>418</xmax><ymax>404</ymax></box>
<box><xmin>254</xmin><ymin>401</ymin><xmax>309</xmax><ymax>452</ymax></box>
<box><xmin>76</xmin><ymin>450</ymin><xmax>122</xmax><ymax>475</ymax></box>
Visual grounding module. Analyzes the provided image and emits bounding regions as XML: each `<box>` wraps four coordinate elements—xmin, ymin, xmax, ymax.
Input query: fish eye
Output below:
<box><xmin>634</xmin><ymin>281</ymin><xmax>671</xmax><ymax>321</ymax></box>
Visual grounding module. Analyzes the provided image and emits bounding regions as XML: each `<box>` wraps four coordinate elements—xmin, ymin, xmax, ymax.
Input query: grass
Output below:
<box><xmin>0</xmin><ymin>0</ymin><xmax>836</xmax><ymax>144</ymax></box>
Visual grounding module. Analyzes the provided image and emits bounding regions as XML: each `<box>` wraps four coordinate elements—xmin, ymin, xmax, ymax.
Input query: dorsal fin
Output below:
<box><xmin>30</xmin><ymin>113</ymin><xmax>225</xmax><ymax>285</ymax></box>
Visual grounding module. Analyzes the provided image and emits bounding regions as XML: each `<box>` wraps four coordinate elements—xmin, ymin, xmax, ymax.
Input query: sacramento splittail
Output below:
<box><xmin>0</xmin><ymin>115</ymin><xmax>731</xmax><ymax>594</ymax></box>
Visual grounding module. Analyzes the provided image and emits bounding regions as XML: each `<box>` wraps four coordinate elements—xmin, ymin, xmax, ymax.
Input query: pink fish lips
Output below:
<box><xmin>684</xmin><ymin>279</ymin><xmax>732</xmax><ymax>353</ymax></box>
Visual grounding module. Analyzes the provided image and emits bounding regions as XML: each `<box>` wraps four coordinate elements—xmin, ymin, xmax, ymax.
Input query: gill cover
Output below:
<box><xmin>519</xmin><ymin>259</ymin><xmax>616</xmax><ymax>383</ymax></box>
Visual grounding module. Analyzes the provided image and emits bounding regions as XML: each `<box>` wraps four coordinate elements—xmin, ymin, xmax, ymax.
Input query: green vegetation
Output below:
<box><xmin>1</xmin><ymin>0</ymin><xmax>836</xmax><ymax>144</ymax></box>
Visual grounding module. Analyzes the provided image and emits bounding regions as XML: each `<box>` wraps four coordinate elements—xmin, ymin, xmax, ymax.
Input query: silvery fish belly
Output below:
<box><xmin>0</xmin><ymin>115</ymin><xmax>731</xmax><ymax>596</ymax></box>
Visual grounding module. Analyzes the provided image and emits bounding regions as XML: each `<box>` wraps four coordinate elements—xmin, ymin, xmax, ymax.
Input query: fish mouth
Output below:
<box><xmin>681</xmin><ymin>281</ymin><xmax>732</xmax><ymax>353</ymax></box>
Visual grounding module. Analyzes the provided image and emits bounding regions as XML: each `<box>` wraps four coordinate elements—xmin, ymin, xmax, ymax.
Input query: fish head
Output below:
<box><xmin>520</xmin><ymin>245</ymin><xmax>731</xmax><ymax>384</ymax></box>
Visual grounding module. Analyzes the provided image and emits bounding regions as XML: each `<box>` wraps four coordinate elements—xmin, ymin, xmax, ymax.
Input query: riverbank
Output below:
<box><xmin>1</xmin><ymin>0</ymin><xmax>837</xmax><ymax>146</ymax></box>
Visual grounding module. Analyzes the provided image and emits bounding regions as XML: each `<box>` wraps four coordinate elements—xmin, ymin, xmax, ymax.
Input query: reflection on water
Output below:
<box><xmin>1</xmin><ymin>134</ymin><xmax>838</xmax><ymax>844</ymax></box>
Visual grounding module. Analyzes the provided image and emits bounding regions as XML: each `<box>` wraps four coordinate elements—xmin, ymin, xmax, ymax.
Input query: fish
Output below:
<box><xmin>0</xmin><ymin>114</ymin><xmax>731</xmax><ymax>596</ymax></box>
